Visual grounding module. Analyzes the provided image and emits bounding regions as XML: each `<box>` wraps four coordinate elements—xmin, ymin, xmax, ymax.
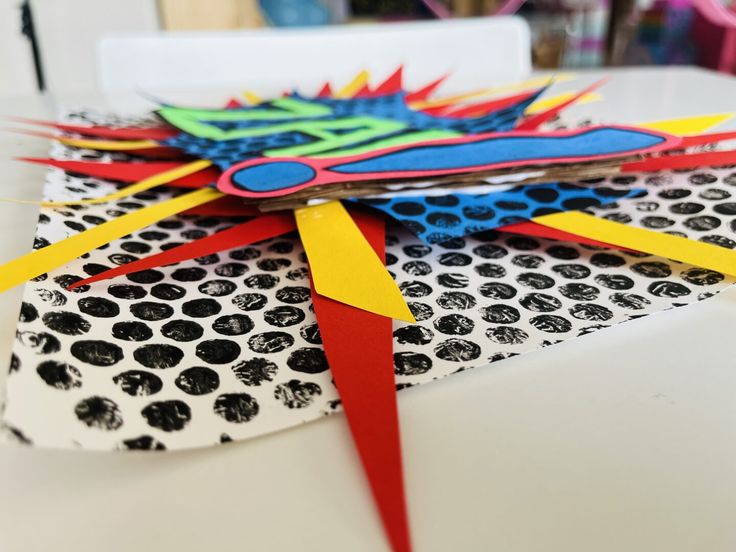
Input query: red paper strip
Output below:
<box><xmin>405</xmin><ymin>75</ymin><xmax>447</xmax><ymax>103</ymax></box>
<box><xmin>445</xmin><ymin>89</ymin><xmax>539</xmax><ymax>118</ymax></box>
<box><xmin>499</xmin><ymin>221</ymin><xmax>637</xmax><ymax>252</ymax></box>
<box><xmin>310</xmin><ymin>209</ymin><xmax>412</xmax><ymax>552</ymax></box>
<box><xmin>19</xmin><ymin>158</ymin><xmax>220</xmax><ymax>188</ymax></box>
<box><xmin>7</xmin><ymin>117</ymin><xmax>177</xmax><ymax>140</ymax></box>
<box><xmin>183</xmin><ymin>196</ymin><xmax>260</xmax><ymax>216</ymax></box>
<box><xmin>515</xmin><ymin>78</ymin><xmax>609</xmax><ymax>130</ymax></box>
<box><xmin>680</xmin><ymin>130</ymin><xmax>736</xmax><ymax>148</ymax></box>
<box><xmin>621</xmin><ymin>149</ymin><xmax>736</xmax><ymax>172</ymax></box>
<box><xmin>374</xmin><ymin>66</ymin><xmax>404</xmax><ymax>96</ymax></box>
<box><xmin>68</xmin><ymin>213</ymin><xmax>295</xmax><ymax>289</ymax></box>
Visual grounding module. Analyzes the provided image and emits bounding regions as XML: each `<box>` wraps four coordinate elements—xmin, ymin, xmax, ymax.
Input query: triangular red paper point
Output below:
<box><xmin>405</xmin><ymin>74</ymin><xmax>447</xmax><ymax>103</ymax></box>
<box><xmin>680</xmin><ymin>130</ymin><xmax>736</xmax><ymax>147</ymax></box>
<box><xmin>515</xmin><ymin>77</ymin><xmax>609</xmax><ymax>131</ymax></box>
<box><xmin>310</xmin><ymin>208</ymin><xmax>412</xmax><ymax>552</ymax></box>
<box><xmin>4</xmin><ymin>117</ymin><xmax>177</xmax><ymax>140</ymax></box>
<box><xmin>67</xmin><ymin>213</ymin><xmax>295</xmax><ymax>289</ymax></box>
<box><xmin>446</xmin><ymin>89</ymin><xmax>540</xmax><ymax>118</ymax></box>
<box><xmin>375</xmin><ymin>66</ymin><xmax>404</xmax><ymax>95</ymax></box>
<box><xmin>354</xmin><ymin>83</ymin><xmax>373</xmax><ymax>98</ymax></box>
<box><xmin>419</xmin><ymin>104</ymin><xmax>454</xmax><ymax>117</ymax></box>
<box><xmin>17</xmin><ymin>158</ymin><xmax>219</xmax><ymax>188</ymax></box>
<box><xmin>317</xmin><ymin>82</ymin><xmax>333</xmax><ymax>98</ymax></box>
<box><xmin>621</xmin><ymin>149</ymin><xmax>736</xmax><ymax>173</ymax></box>
<box><xmin>225</xmin><ymin>98</ymin><xmax>244</xmax><ymax>108</ymax></box>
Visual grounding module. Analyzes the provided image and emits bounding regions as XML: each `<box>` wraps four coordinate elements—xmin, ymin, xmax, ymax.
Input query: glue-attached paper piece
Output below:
<box><xmin>515</xmin><ymin>78</ymin><xmax>609</xmax><ymax>130</ymax></box>
<box><xmin>0</xmin><ymin>187</ymin><xmax>224</xmax><ymax>293</ymax></box>
<box><xmin>58</xmin><ymin>137</ymin><xmax>160</xmax><ymax>151</ymax></box>
<box><xmin>535</xmin><ymin>210</ymin><xmax>736</xmax><ymax>277</ymax></box>
<box><xmin>9</xmin><ymin>119</ymin><xmax>177</xmax><ymax>140</ymax></box>
<box><xmin>621</xmin><ymin>149</ymin><xmax>736</xmax><ymax>173</ymax></box>
<box><xmin>525</xmin><ymin>91</ymin><xmax>602</xmax><ymax>114</ymax></box>
<box><xmin>335</xmin><ymin>71</ymin><xmax>370</xmax><ymax>99</ymax></box>
<box><xmin>638</xmin><ymin>113</ymin><xmax>734</xmax><ymax>135</ymax></box>
<box><xmin>357</xmin><ymin>183</ymin><xmax>644</xmax><ymax>244</ymax></box>
<box><xmin>310</xmin><ymin>209</ymin><xmax>412</xmax><ymax>552</ymax></box>
<box><xmin>40</xmin><ymin>160</ymin><xmax>212</xmax><ymax>206</ymax></box>
<box><xmin>498</xmin><ymin>221</ymin><xmax>637</xmax><ymax>251</ymax></box>
<box><xmin>295</xmin><ymin>201</ymin><xmax>414</xmax><ymax>322</ymax></box>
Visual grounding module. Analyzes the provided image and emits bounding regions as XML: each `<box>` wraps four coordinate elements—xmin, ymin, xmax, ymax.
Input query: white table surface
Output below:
<box><xmin>1</xmin><ymin>67</ymin><xmax>735</xmax><ymax>552</ymax></box>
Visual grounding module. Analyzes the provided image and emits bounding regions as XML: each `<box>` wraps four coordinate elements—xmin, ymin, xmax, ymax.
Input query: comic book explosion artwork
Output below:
<box><xmin>4</xmin><ymin>67</ymin><xmax>736</xmax><ymax>551</ymax></box>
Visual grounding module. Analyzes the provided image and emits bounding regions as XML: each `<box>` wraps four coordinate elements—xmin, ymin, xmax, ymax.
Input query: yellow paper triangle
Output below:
<box><xmin>638</xmin><ymin>113</ymin><xmax>735</xmax><ymax>136</ymax></box>
<box><xmin>242</xmin><ymin>91</ymin><xmax>263</xmax><ymax>105</ymax></box>
<box><xmin>295</xmin><ymin>201</ymin><xmax>415</xmax><ymax>322</ymax></box>
<box><xmin>0</xmin><ymin>187</ymin><xmax>223</xmax><ymax>293</ymax></box>
<box><xmin>335</xmin><ymin>70</ymin><xmax>370</xmax><ymax>99</ymax></box>
<box><xmin>526</xmin><ymin>91</ymin><xmax>602</xmax><ymax>114</ymax></box>
<box><xmin>534</xmin><ymin>211</ymin><xmax>736</xmax><ymax>277</ymax></box>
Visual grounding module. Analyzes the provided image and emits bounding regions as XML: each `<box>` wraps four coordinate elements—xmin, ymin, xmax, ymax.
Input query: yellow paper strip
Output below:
<box><xmin>243</xmin><ymin>91</ymin><xmax>263</xmax><ymax>105</ymax></box>
<box><xmin>638</xmin><ymin>113</ymin><xmax>735</xmax><ymax>136</ymax></box>
<box><xmin>534</xmin><ymin>211</ymin><xmax>736</xmax><ymax>277</ymax></box>
<box><xmin>295</xmin><ymin>201</ymin><xmax>415</xmax><ymax>322</ymax></box>
<box><xmin>40</xmin><ymin>160</ymin><xmax>212</xmax><ymax>207</ymax></box>
<box><xmin>58</xmin><ymin>137</ymin><xmax>160</xmax><ymax>150</ymax></box>
<box><xmin>0</xmin><ymin>187</ymin><xmax>224</xmax><ymax>293</ymax></box>
<box><xmin>335</xmin><ymin>70</ymin><xmax>370</xmax><ymax>99</ymax></box>
<box><xmin>526</xmin><ymin>91</ymin><xmax>602</xmax><ymax>114</ymax></box>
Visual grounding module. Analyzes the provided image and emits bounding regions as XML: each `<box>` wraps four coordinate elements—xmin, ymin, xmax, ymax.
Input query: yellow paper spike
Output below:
<box><xmin>526</xmin><ymin>91</ymin><xmax>602</xmax><ymax>114</ymax></box>
<box><xmin>638</xmin><ymin>113</ymin><xmax>735</xmax><ymax>136</ymax></box>
<box><xmin>410</xmin><ymin>74</ymin><xmax>577</xmax><ymax>110</ymax></box>
<box><xmin>58</xmin><ymin>137</ymin><xmax>160</xmax><ymax>150</ymax></box>
<box><xmin>335</xmin><ymin>70</ymin><xmax>370</xmax><ymax>99</ymax></box>
<box><xmin>0</xmin><ymin>187</ymin><xmax>224</xmax><ymax>293</ymax></box>
<box><xmin>243</xmin><ymin>91</ymin><xmax>263</xmax><ymax>105</ymax></box>
<box><xmin>40</xmin><ymin>160</ymin><xmax>212</xmax><ymax>207</ymax></box>
<box><xmin>295</xmin><ymin>201</ymin><xmax>415</xmax><ymax>322</ymax></box>
<box><xmin>534</xmin><ymin>211</ymin><xmax>736</xmax><ymax>277</ymax></box>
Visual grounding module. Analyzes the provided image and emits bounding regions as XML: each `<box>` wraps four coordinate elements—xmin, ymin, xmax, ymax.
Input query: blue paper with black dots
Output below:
<box><xmin>355</xmin><ymin>183</ymin><xmax>645</xmax><ymax>244</ymax></box>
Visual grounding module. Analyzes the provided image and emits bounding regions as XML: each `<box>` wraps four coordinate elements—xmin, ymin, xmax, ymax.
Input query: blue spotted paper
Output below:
<box><xmin>356</xmin><ymin>183</ymin><xmax>645</xmax><ymax>244</ymax></box>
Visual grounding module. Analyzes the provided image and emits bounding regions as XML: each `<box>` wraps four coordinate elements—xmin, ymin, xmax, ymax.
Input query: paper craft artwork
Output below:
<box><xmin>3</xmin><ymin>67</ymin><xmax>736</xmax><ymax>552</ymax></box>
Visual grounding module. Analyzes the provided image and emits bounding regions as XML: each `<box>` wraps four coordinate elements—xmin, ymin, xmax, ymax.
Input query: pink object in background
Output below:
<box><xmin>691</xmin><ymin>0</ymin><xmax>736</xmax><ymax>72</ymax></box>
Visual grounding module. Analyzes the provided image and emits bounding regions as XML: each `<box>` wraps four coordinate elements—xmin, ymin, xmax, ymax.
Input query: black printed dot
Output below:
<box><xmin>133</xmin><ymin>344</ymin><xmax>184</xmax><ymax>369</ymax></box>
<box><xmin>647</xmin><ymin>281</ymin><xmax>691</xmax><ymax>298</ymax></box>
<box><xmin>16</xmin><ymin>330</ymin><xmax>61</xmax><ymax>354</ymax></box>
<box><xmin>392</xmin><ymin>201</ymin><xmax>426</xmax><ymax>216</ymax></box>
<box><xmin>393</xmin><ymin>352</ymin><xmax>433</xmax><ymax>375</ymax></box>
<box><xmin>148</xmin><ymin>283</ymin><xmax>185</xmax><ymax>301</ymax></box>
<box><xmin>113</xmin><ymin>370</ymin><xmax>162</xmax><ymax>396</ymax></box>
<box><xmin>486</xmin><ymin>326</ymin><xmax>529</xmax><ymax>345</ymax></box>
<box><xmin>640</xmin><ymin>216</ymin><xmax>674</xmax><ymax>229</ymax></box>
<box><xmin>594</xmin><ymin>274</ymin><xmax>635</xmax><ymax>290</ymax></box>
<box><xmin>111</xmin><ymin>321</ymin><xmax>153</xmax><ymax>342</ymax></box>
<box><xmin>569</xmin><ymin>303</ymin><xmax>613</xmax><ymax>321</ymax></box>
<box><xmin>107</xmin><ymin>284</ymin><xmax>147</xmax><ymax>300</ymax></box>
<box><xmin>263</xmin><ymin>306</ymin><xmax>305</xmax><ymax>327</ymax></box>
<box><xmin>552</xmin><ymin>264</ymin><xmax>591</xmax><ymax>279</ymax></box>
<box><xmin>211</xmin><ymin>314</ymin><xmax>254</xmax><ymax>336</ymax></box>
<box><xmin>77</xmin><ymin>296</ymin><xmax>120</xmax><ymax>318</ymax></box>
<box><xmin>120</xmin><ymin>435</ymin><xmax>166</xmax><ymax>451</ymax></box>
<box><xmin>215</xmin><ymin>262</ymin><xmax>248</xmax><ymax>277</ymax></box>
<box><xmin>299</xmin><ymin>322</ymin><xmax>322</xmax><ymax>344</ymax></box>
<box><xmin>229</xmin><ymin>247</ymin><xmax>260</xmax><ymax>261</ymax></box>
<box><xmin>182</xmin><ymin>298</ymin><xmax>221</xmax><ymax>318</ymax></box>
<box><xmin>171</xmin><ymin>267</ymin><xmax>207</xmax><ymax>282</ymax></box>
<box><xmin>75</xmin><ymin>396</ymin><xmax>123</xmax><ymax>430</ymax></box>
<box><xmin>506</xmin><ymin>236</ymin><xmax>539</xmax><ymax>250</ymax></box>
<box><xmin>393</xmin><ymin>325</ymin><xmax>434</xmax><ymax>345</ymax></box>
<box><xmin>479</xmin><ymin>304</ymin><xmax>520</xmax><ymax>324</ymax></box>
<box><xmin>438</xmin><ymin>252</ymin><xmax>472</xmax><ymax>266</ymax></box>
<box><xmin>175</xmin><ymin>366</ymin><xmax>220</xmax><ymax>396</ymax></box>
<box><xmin>495</xmin><ymin>200</ymin><xmax>528</xmax><ymax>210</ymax></box>
<box><xmin>462</xmin><ymin>205</ymin><xmax>495</xmax><ymax>220</ymax></box>
<box><xmin>402</xmin><ymin>260</ymin><xmax>432</xmax><ymax>276</ymax></box>
<box><xmin>525</xmin><ymin>187</ymin><xmax>560</xmax><ymax>202</ymax></box>
<box><xmin>54</xmin><ymin>274</ymin><xmax>88</xmax><ymax>292</ymax></box>
<box><xmin>591</xmin><ymin>253</ymin><xmax>626</xmax><ymax>268</ymax></box>
<box><xmin>558</xmin><ymin>283</ymin><xmax>600</xmax><ymax>301</ymax></box>
<box><xmin>658</xmin><ymin>188</ymin><xmax>691</xmax><ymax>199</ymax></box>
<box><xmin>472</xmin><ymin>244</ymin><xmax>508</xmax><ymax>259</ymax></box>
<box><xmin>130</xmin><ymin>301</ymin><xmax>173</xmax><ymax>321</ymax></box>
<box><xmin>436</xmin><ymin>273</ymin><xmax>469</xmax><ymax>288</ymax></box>
<box><xmin>670</xmin><ymin>202</ymin><xmax>705</xmax><ymax>215</ymax></box>
<box><xmin>433</xmin><ymin>339</ymin><xmax>480</xmax><ymax>362</ymax></box>
<box><xmin>42</xmin><ymin>311</ymin><xmax>90</xmax><ymax>335</ymax></box>
<box><xmin>437</xmin><ymin>291</ymin><xmax>477</xmax><ymax>309</ymax></box>
<box><xmin>196</xmin><ymin>279</ymin><xmax>236</xmax><ymax>297</ymax></box>
<box><xmin>286</xmin><ymin>267</ymin><xmax>309</xmax><ymax>281</ymax></box>
<box><xmin>108</xmin><ymin>253</ymin><xmax>138</xmax><ymax>266</ymax></box>
<box><xmin>631</xmin><ymin>261</ymin><xmax>672</xmax><ymax>278</ymax></box>
<box><xmin>516</xmin><ymin>273</ymin><xmax>555</xmax><ymax>289</ymax></box>
<box><xmin>232</xmin><ymin>293</ymin><xmax>268</xmax><ymax>311</ymax></box>
<box><xmin>433</xmin><ymin>314</ymin><xmax>474</xmax><ymax>335</ymax></box>
<box><xmin>701</xmin><ymin>235</ymin><xmax>736</xmax><ymax>249</ymax></box>
<box><xmin>287</xmin><ymin>347</ymin><xmax>328</xmax><ymax>373</ymax></box>
<box><xmin>275</xmin><ymin>286</ymin><xmax>310</xmax><ymax>303</ymax></box>
<box><xmin>157</xmin><ymin>219</ymin><xmax>184</xmax><ymax>230</ymax></box>
<box><xmin>529</xmin><ymin>314</ymin><xmax>572</xmax><ymax>333</ymax></box>
<box><xmin>680</xmin><ymin>267</ymin><xmax>724</xmax><ymax>286</ymax></box>
<box><xmin>127</xmin><ymin>269</ymin><xmax>164</xmax><ymax>284</ymax></box>
<box><xmin>142</xmin><ymin>400</ymin><xmax>191</xmax><ymax>431</ymax></box>
<box><xmin>478</xmin><ymin>282</ymin><xmax>517</xmax><ymax>299</ymax></box>
<box><xmin>684</xmin><ymin>215</ymin><xmax>721</xmax><ymax>231</ymax></box>
<box><xmin>511</xmin><ymin>254</ymin><xmax>544</xmax><ymax>269</ymax></box>
<box><xmin>426</xmin><ymin>195</ymin><xmax>460</xmax><ymax>207</ymax></box>
<box><xmin>161</xmin><ymin>319</ymin><xmax>204</xmax><ymax>342</ymax></box>
<box><xmin>403</xmin><ymin>244</ymin><xmax>432</xmax><ymax>258</ymax></box>
<box><xmin>700</xmin><ymin>189</ymin><xmax>730</xmax><ymax>200</ymax></box>
<box><xmin>232</xmin><ymin>357</ymin><xmax>278</xmax><ymax>386</ymax></box>
<box><xmin>609</xmin><ymin>292</ymin><xmax>652</xmax><ymax>310</ymax></box>
<box><xmin>139</xmin><ymin>230</ymin><xmax>169</xmax><ymax>241</ymax></box>
<box><xmin>37</xmin><ymin>360</ymin><xmax>82</xmax><ymax>389</ymax></box>
<box><xmin>213</xmin><ymin>393</ymin><xmax>259</xmax><ymax>423</ymax></box>
<box><xmin>546</xmin><ymin>245</ymin><xmax>579</xmax><ymax>260</ymax></box>
<box><xmin>71</xmin><ymin>340</ymin><xmax>123</xmax><ymax>366</ymax></box>
<box><xmin>196</xmin><ymin>339</ymin><xmax>241</xmax><ymax>364</ymax></box>
<box><xmin>19</xmin><ymin>302</ymin><xmax>38</xmax><ymax>323</ymax></box>
<box><xmin>257</xmin><ymin>257</ymin><xmax>292</xmax><ymax>271</ymax></box>
<box><xmin>400</xmin><ymin>281</ymin><xmax>433</xmax><ymax>298</ymax></box>
<box><xmin>427</xmin><ymin>212</ymin><xmax>461</xmax><ymax>228</ymax></box>
<box><xmin>275</xmin><ymin>380</ymin><xmax>322</xmax><ymax>408</ymax></box>
<box><xmin>688</xmin><ymin>173</ymin><xmax>717</xmax><ymax>185</ymax></box>
<box><xmin>519</xmin><ymin>293</ymin><xmax>562</xmax><ymax>312</ymax></box>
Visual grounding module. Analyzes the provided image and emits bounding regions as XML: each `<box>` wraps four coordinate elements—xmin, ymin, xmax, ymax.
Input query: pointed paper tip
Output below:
<box><xmin>638</xmin><ymin>112</ymin><xmax>736</xmax><ymax>136</ymax></box>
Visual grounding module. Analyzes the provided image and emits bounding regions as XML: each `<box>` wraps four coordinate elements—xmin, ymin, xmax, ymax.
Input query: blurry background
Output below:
<box><xmin>1</xmin><ymin>0</ymin><xmax>735</xmax><ymax>96</ymax></box>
